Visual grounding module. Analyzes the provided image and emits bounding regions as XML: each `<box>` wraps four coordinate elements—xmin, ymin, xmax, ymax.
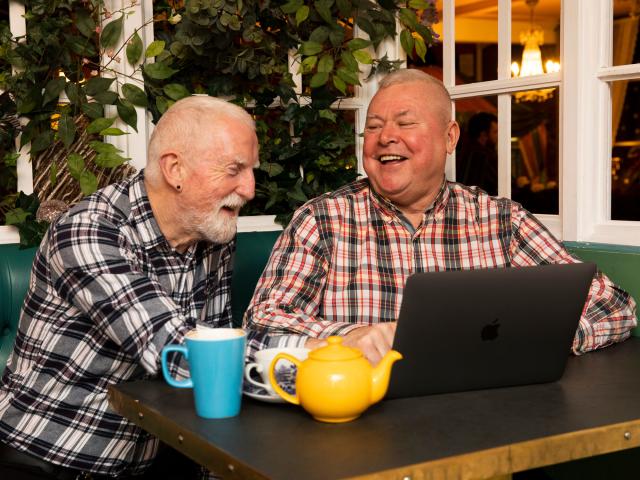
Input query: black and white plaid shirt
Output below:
<box><xmin>0</xmin><ymin>171</ymin><xmax>234</xmax><ymax>476</ymax></box>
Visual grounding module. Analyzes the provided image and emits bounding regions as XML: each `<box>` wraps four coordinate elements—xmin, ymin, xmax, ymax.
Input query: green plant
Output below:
<box><xmin>0</xmin><ymin>0</ymin><xmax>438</xmax><ymax>245</ymax></box>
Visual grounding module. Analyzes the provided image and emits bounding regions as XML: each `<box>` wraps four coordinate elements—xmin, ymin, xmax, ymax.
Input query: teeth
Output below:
<box><xmin>379</xmin><ymin>155</ymin><xmax>405</xmax><ymax>162</ymax></box>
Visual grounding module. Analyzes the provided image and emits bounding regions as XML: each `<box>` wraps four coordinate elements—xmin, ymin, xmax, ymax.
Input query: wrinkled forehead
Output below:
<box><xmin>368</xmin><ymin>82</ymin><xmax>452</xmax><ymax>125</ymax></box>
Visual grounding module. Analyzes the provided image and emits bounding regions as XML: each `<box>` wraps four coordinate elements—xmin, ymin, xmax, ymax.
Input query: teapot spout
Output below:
<box><xmin>370</xmin><ymin>350</ymin><xmax>403</xmax><ymax>404</ymax></box>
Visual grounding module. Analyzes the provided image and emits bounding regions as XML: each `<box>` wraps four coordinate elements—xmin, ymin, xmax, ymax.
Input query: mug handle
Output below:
<box><xmin>244</xmin><ymin>363</ymin><xmax>271</xmax><ymax>391</ymax></box>
<box><xmin>268</xmin><ymin>353</ymin><xmax>301</xmax><ymax>405</ymax></box>
<box><xmin>161</xmin><ymin>345</ymin><xmax>193</xmax><ymax>388</ymax></box>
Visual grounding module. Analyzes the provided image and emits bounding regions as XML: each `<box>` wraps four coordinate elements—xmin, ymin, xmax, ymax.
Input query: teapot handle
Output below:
<box><xmin>269</xmin><ymin>353</ymin><xmax>301</xmax><ymax>405</ymax></box>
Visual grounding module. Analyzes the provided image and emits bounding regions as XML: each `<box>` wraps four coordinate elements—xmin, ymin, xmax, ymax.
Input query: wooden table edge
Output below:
<box><xmin>109</xmin><ymin>384</ymin><xmax>640</xmax><ymax>480</ymax></box>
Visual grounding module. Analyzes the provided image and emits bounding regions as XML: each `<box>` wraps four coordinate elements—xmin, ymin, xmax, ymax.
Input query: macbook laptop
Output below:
<box><xmin>386</xmin><ymin>262</ymin><xmax>596</xmax><ymax>399</ymax></box>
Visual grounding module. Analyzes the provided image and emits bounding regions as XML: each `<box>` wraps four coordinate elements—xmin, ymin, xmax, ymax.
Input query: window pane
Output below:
<box><xmin>511</xmin><ymin>0</ymin><xmax>560</xmax><ymax>79</ymax></box>
<box><xmin>511</xmin><ymin>87</ymin><xmax>559</xmax><ymax>215</ymax></box>
<box><xmin>455</xmin><ymin>96</ymin><xmax>498</xmax><ymax>196</ymax></box>
<box><xmin>455</xmin><ymin>1</ymin><xmax>498</xmax><ymax>84</ymax></box>
<box><xmin>408</xmin><ymin>4</ymin><xmax>443</xmax><ymax>75</ymax></box>
<box><xmin>611</xmin><ymin>80</ymin><xmax>640</xmax><ymax>221</ymax></box>
<box><xmin>612</xmin><ymin>0</ymin><xmax>640</xmax><ymax>67</ymax></box>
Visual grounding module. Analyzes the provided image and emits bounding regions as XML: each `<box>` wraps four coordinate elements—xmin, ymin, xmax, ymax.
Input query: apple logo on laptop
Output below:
<box><xmin>481</xmin><ymin>319</ymin><xmax>500</xmax><ymax>341</ymax></box>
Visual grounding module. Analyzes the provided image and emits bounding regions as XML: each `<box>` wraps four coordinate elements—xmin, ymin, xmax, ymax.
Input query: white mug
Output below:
<box><xmin>245</xmin><ymin>347</ymin><xmax>309</xmax><ymax>395</ymax></box>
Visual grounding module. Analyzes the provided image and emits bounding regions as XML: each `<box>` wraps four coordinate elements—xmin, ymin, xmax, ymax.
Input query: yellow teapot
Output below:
<box><xmin>268</xmin><ymin>336</ymin><xmax>402</xmax><ymax>423</ymax></box>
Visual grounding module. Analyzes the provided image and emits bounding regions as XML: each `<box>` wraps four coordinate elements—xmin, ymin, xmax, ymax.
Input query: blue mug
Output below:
<box><xmin>161</xmin><ymin>328</ymin><xmax>247</xmax><ymax>419</ymax></box>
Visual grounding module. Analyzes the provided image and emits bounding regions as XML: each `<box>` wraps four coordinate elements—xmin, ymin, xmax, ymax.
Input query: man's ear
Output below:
<box><xmin>158</xmin><ymin>151</ymin><xmax>184</xmax><ymax>190</ymax></box>
<box><xmin>445</xmin><ymin>121</ymin><xmax>461</xmax><ymax>155</ymax></box>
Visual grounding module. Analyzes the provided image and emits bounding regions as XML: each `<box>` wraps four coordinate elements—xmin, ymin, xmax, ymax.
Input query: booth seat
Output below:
<box><xmin>1</xmin><ymin>235</ymin><xmax>639</xmax><ymax>375</ymax></box>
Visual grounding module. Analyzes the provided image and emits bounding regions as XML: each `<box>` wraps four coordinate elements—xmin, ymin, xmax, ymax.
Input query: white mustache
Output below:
<box><xmin>219</xmin><ymin>193</ymin><xmax>246</xmax><ymax>210</ymax></box>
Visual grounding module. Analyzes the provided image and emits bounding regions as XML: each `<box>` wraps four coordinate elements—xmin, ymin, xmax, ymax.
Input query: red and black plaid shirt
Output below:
<box><xmin>245</xmin><ymin>178</ymin><xmax>637</xmax><ymax>354</ymax></box>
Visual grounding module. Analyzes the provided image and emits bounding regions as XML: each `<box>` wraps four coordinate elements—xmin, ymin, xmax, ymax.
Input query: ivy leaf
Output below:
<box><xmin>319</xmin><ymin>109</ymin><xmax>337</xmax><ymax>122</ymax></box>
<box><xmin>30</xmin><ymin>130</ymin><xmax>54</xmax><ymax>154</ymax></box>
<box><xmin>328</xmin><ymin>27</ymin><xmax>344</xmax><ymax>47</ymax></box>
<box><xmin>81</xmin><ymin>102</ymin><xmax>104</xmax><ymax>119</ymax></box>
<box><xmin>299</xmin><ymin>41</ymin><xmax>323</xmax><ymax>56</ymax></box>
<box><xmin>116</xmin><ymin>99</ymin><xmax>138</xmax><ymax>132</ymax></box>
<box><xmin>347</xmin><ymin>38</ymin><xmax>371</xmax><ymax>51</ymax></box>
<box><xmin>156</xmin><ymin>96</ymin><xmax>171</xmax><ymax>114</ymax></box>
<box><xmin>299</xmin><ymin>55</ymin><xmax>317</xmax><ymax>74</ymax></box>
<box><xmin>79</xmin><ymin>170</ymin><xmax>98</xmax><ymax>196</ymax></box>
<box><xmin>65</xmin><ymin>83</ymin><xmax>85</xmax><ymax>105</ymax></box>
<box><xmin>4</xmin><ymin>208</ymin><xmax>30</xmax><ymax>225</ymax></box>
<box><xmin>260</xmin><ymin>162</ymin><xmax>284</xmax><ymax>177</ymax></box>
<box><xmin>43</xmin><ymin>77</ymin><xmax>67</xmax><ymax>106</ymax></box>
<box><xmin>340</xmin><ymin>50</ymin><xmax>359</xmax><ymax>71</ymax></box>
<box><xmin>317</xmin><ymin>54</ymin><xmax>334</xmax><ymax>73</ymax></box>
<box><xmin>333</xmin><ymin>75</ymin><xmax>347</xmax><ymax>95</ymax></box>
<box><xmin>85</xmin><ymin>77</ymin><xmax>115</xmax><ymax>96</ymax></box>
<box><xmin>408</xmin><ymin>0</ymin><xmax>430</xmax><ymax>9</ymax></box>
<box><xmin>87</xmin><ymin>117</ymin><xmax>116</xmax><ymax>134</ymax></box>
<box><xmin>100</xmin><ymin>14</ymin><xmax>124</xmax><ymax>49</ymax></box>
<box><xmin>309</xmin><ymin>26</ymin><xmax>329</xmax><ymax>43</ymax></box>
<box><xmin>336</xmin><ymin>67</ymin><xmax>360</xmax><ymax>86</ymax></box>
<box><xmin>95</xmin><ymin>152</ymin><xmax>128</xmax><ymax>168</ymax></box>
<box><xmin>414</xmin><ymin>35</ymin><xmax>427</xmax><ymax>61</ymax></box>
<box><xmin>399</xmin><ymin>8</ymin><xmax>417</xmax><ymax>29</ymax></box>
<box><xmin>400</xmin><ymin>29</ymin><xmax>415</xmax><ymax>57</ymax></box>
<box><xmin>336</xmin><ymin>0</ymin><xmax>351</xmax><ymax>17</ymax></box>
<box><xmin>281</xmin><ymin>0</ymin><xmax>303</xmax><ymax>14</ymax></box>
<box><xmin>89</xmin><ymin>141</ymin><xmax>120</xmax><ymax>155</ymax></box>
<box><xmin>122</xmin><ymin>83</ymin><xmax>148</xmax><ymax>107</ymax></box>
<box><xmin>49</xmin><ymin>162</ymin><xmax>58</xmax><ymax>186</ymax></box>
<box><xmin>144</xmin><ymin>62</ymin><xmax>178</xmax><ymax>80</ymax></box>
<box><xmin>295</xmin><ymin>5</ymin><xmax>310</xmax><ymax>26</ymax></box>
<box><xmin>352</xmin><ymin>50</ymin><xmax>373</xmax><ymax>64</ymax></box>
<box><xmin>99</xmin><ymin>127</ymin><xmax>127</xmax><ymax>136</ymax></box>
<box><xmin>310</xmin><ymin>72</ymin><xmax>329</xmax><ymax>88</ymax></box>
<box><xmin>145</xmin><ymin>40</ymin><xmax>165</xmax><ymax>58</ymax></box>
<box><xmin>314</xmin><ymin>0</ymin><xmax>333</xmax><ymax>24</ymax></box>
<box><xmin>92</xmin><ymin>91</ymin><xmax>118</xmax><ymax>105</ymax></box>
<box><xmin>127</xmin><ymin>32</ymin><xmax>143</xmax><ymax>65</ymax></box>
<box><xmin>67</xmin><ymin>153</ymin><xmax>85</xmax><ymax>179</ymax></box>
<box><xmin>17</xmin><ymin>88</ymin><xmax>41</xmax><ymax>114</ymax></box>
<box><xmin>76</xmin><ymin>8</ymin><xmax>96</xmax><ymax>38</ymax></box>
<box><xmin>163</xmin><ymin>83</ymin><xmax>190</xmax><ymax>101</ymax></box>
<box><xmin>58</xmin><ymin>113</ymin><xmax>76</xmax><ymax>148</ymax></box>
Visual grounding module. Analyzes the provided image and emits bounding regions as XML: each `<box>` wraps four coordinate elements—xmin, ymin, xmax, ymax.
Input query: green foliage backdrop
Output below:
<box><xmin>0</xmin><ymin>0</ymin><xmax>437</xmax><ymax>247</ymax></box>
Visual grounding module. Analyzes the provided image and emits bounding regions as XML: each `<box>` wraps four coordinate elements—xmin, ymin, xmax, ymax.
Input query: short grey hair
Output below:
<box><xmin>377</xmin><ymin>69</ymin><xmax>453</xmax><ymax>125</ymax></box>
<box><xmin>145</xmin><ymin>96</ymin><xmax>255</xmax><ymax>186</ymax></box>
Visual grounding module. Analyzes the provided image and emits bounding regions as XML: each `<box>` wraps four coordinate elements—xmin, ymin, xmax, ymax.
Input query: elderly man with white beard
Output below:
<box><xmin>0</xmin><ymin>96</ymin><xmax>258</xmax><ymax>479</ymax></box>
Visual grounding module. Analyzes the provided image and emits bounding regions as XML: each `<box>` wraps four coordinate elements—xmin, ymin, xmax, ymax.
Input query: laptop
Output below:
<box><xmin>386</xmin><ymin>262</ymin><xmax>596</xmax><ymax>399</ymax></box>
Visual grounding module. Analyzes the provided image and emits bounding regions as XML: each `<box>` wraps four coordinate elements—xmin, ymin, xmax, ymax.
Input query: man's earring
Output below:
<box><xmin>176</xmin><ymin>185</ymin><xmax>182</xmax><ymax>192</ymax></box>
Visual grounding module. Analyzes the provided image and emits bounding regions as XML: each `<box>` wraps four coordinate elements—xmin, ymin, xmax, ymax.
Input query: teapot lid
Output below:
<box><xmin>309</xmin><ymin>336</ymin><xmax>362</xmax><ymax>361</ymax></box>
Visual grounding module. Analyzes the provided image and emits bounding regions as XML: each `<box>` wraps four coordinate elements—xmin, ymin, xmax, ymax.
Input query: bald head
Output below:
<box><xmin>376</xmin><ymin>69</ymin><xmax>453</xmax><ymax>127</ymax></box>
<box><xmin>145</xmin><ymin>96</ymin><xmax>255</xmax><ymax>186</ymax></box>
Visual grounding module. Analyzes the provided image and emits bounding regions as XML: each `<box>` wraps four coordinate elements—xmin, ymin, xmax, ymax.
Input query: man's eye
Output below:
<box><xmin>399</xmin><ymin>122</ymin><xmax>416</xmax><ymax>127</ymax></box>
<box><xmin>227</xmin><ymin>166</ymin><xmax>240</xmax><ymax>175</ymax></box>
<box><xmin>365</xmin><ymin>124</ymin><xmax>381</xmax><ymax>131</ymax></box>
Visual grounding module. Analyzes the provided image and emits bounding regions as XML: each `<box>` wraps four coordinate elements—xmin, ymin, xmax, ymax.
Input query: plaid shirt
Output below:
<box><xmin>0</xmin><ymin>171</ymin><xmax>234</xmax><ymax>476</ymax></box>
<box><xmin>245</xmin><ymin>179</ymin><xmax>637</xmax><ymax>353</ymax></box>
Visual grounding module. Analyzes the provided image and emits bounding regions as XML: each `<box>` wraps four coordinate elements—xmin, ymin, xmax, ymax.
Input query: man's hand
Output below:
<box><xmin>342</xmin><ymin>323</ymin><xmax>397</xmax><ymax>365</ymax></box>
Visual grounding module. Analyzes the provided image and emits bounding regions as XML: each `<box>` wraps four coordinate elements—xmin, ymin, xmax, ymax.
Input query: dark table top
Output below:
<box><xmin>109</xmin><ymin>338</ymin><xmax>640</xmax><ymax>480</ymax></box>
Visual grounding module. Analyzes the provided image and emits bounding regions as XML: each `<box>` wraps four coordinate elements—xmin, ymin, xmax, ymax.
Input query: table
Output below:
<box><xmin>108</xmin><ymin>338</ymin><xmax>640</xmax><ymax>480</ymax></box>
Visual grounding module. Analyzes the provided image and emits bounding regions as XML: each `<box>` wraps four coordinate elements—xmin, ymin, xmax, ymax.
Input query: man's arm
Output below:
<box><xmin>244</xmin><ymin>207</ymin><xmax>364</xmax><ymax>355</ymax></box>
<box><xmin>48</xmin><ymin>214</ymin><xmax>206</xmax><ymax>374</ymax></box>
<box><xmin>509</xmin><ymin>206</ymin><xmax>637</xmax><ymax>353</ymax></box>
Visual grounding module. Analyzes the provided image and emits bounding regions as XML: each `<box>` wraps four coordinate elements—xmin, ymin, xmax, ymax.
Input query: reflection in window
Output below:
<box><xmin>511</xmin><ymin>88</ymin><xmax>559</xmax><ymax>215</ymax></box>
<box><xmin>455</xmin><ymin>96</ymin><xmax>498</xmax><ymax>196</ymax></box>
<box><xmin>454</xmin><ymin>1</ymin><xmax>498</xmax><ymax>84</ymax></box>
<box><xmin>611</xmin><ymin>80</ymin><xmax>640</xmax><ymax>221</ymax></box>
<box><xmin>612</xmin><ymin>0</ymin><xmax>640</xmax><ymax>67</ymax></box>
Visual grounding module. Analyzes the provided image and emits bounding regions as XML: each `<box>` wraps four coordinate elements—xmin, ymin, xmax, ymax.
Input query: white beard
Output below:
<box><xmin>193</xmin><ymin>193</ymin><xmax>245</xmax><ymax>244</ymax></box>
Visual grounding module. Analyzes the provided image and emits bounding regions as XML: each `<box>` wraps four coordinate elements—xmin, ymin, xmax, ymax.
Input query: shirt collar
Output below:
<box><xmin>367</xmin><ymin>176</ymin><xmax>450</xmax><ymax>224</ymax></box>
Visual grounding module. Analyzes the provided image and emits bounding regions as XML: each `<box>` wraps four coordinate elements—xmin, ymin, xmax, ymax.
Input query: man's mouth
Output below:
<box><xmin>377</xmin><ymin>154</ymin><xmax>408</xmax><ymax>164</ymax></box>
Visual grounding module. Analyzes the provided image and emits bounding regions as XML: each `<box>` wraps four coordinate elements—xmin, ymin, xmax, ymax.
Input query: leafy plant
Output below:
<box><xmin>0</xmin><ymin>0</ymin><xmax>438</xmax><ymax>245</ymax></box>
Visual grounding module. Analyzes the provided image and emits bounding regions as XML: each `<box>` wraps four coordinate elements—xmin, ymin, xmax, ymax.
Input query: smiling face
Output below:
<box><xmin>181</xmin><ymin>117</ymin><xmax>259</xmax><ymax>244</ymax></box>
<box><xmin>363</xmin><ymin>81</ymin><xmax>459</xmax><ymax>217</ymax></box>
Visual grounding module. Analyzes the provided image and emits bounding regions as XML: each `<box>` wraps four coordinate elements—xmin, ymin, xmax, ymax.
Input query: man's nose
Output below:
<box><xmin>237</xmin><ymin>168</ymin><xmax>256</xmax><ymax>201</ymax></box>
<box><xmin>379</xmin><ymin>123</ymin><xmax>398</xmax><ymax>145</ymax></box>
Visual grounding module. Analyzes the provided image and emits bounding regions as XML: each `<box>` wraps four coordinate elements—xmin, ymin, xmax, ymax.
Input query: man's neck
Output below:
<box><xmin>145</xmin><ymin>179</ymin><xmax>196</xmax><ymax>253</ymax></box>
